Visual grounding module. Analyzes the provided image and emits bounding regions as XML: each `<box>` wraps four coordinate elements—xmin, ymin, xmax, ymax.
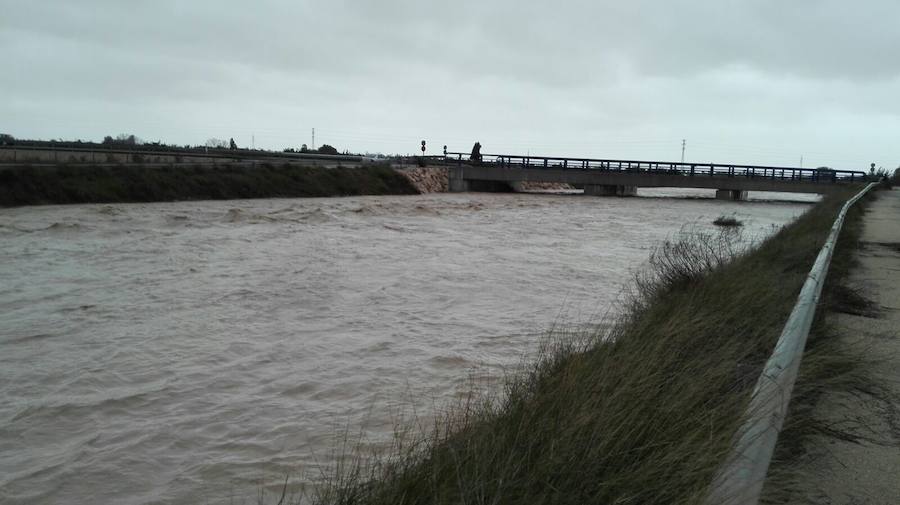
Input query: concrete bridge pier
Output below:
<box><xmin>716</xmin><ymin>189</ymin><xmax>748</xmax><ymax>201</ymax></box>
<box><xmin>450</xmin><ymin>179</ymin><xmax>514</xmax><ymax>192</ymax></box>
<box><xmin>448</xmin><ymin>166</ymin><xmax>514</xmax><ymax>192</ymax></box>
<box><xmin>448</xmin><ymin>166</ymin><xmax>470</xmax><ymax>192</ymax></box>
<box><xmin>584</xmin><ymin>184</ymin><xmax>638</xmax><ymax>197</ymax></box>
<box><xmin>449</xmin><ymin>177</ymin><xmax>470</xmax><ymax>192</ymax></box>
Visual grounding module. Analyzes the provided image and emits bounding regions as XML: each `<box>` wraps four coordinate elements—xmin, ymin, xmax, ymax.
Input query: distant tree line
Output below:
<box><xmin>3</xmin><ymin>133</ymin><xmax>189</xmax><ymax>151</ymax></box>
<box><xmin>0</xmin><ymin>134</ymin><xmax>357</xmax><ymax>157</ymax></box>
<box><xmin>283</xmin><ymin>143</ymin><xmax>340</xmax><ymax>155</ymax></box>
<box><xmin>102</xmin><ymin>133</ymin><xmax>143</xmax><ymax>146</ymax></box>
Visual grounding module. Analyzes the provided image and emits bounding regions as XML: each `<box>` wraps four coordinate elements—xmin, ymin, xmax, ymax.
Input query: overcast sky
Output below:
<box><xmin>2</xmin><ymin>0</ymin><xmax>898</xmax><ymax>169</ymax></box>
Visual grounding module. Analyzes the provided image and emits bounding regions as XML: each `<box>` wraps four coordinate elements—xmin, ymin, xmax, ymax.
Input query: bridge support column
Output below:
<box><xmin>448</xmin><ymin>166</ymin><xmax>470</xmax><ymax>192</ymax></box>
<box><xmin>716</xmin><ymin>189</ymin><xmax>748</xmax><ymax>201</ymax></box>
<box><xmin>509</xmin><ymin>181</ymin><xmax>526</xmax><ymax>192</ymax></box>
<box><xmin>584</xmin><ymin>184</ymin><xmax>637</xmax><ymax>197</ymax></box>
<box><xmin>449</xmin><ymin>178</ymin><xmax>470</xmax><ymax>192</ymax></box>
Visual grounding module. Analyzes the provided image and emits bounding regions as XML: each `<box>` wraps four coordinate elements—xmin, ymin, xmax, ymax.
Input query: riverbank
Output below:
<box><xmin>765</xmin><ymin>188</ymin><xmax>900</xmax><ymax>503</ymax></box>
<box><xmin>307</xmin><ymin>187</ymin><xmax>870</xmax><ymax>505</ymax></box>
<box><xmin>0</xmin><ymin>162</ymin><xmax>419</xmax><ymax>206</ymax></box>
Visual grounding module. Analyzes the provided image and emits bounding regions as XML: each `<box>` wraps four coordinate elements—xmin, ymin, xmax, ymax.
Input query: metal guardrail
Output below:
<box><xmin>0</xmin><ymin>145</ymin><xmax>364</xmax><ymax>164</ymax></box>
<box><xmin>445</xmin><ymin>152</ymin><xmax>868</xmax><ymax>183</ymax></box>
<box><xmin>0</xmin><ymin>160</ymin><xmax>372</xmax><ymax>172</ymax></box>
<box><xmin>707</xmin><ymin>182</ymin><xmax>878</xmax><ymax>505</ymax></box>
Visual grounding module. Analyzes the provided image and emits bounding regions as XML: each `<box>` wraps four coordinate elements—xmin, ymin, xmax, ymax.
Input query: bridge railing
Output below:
<box><xmin>445</xmin><ymin>152</ymin><xmax>867</xmax><ymax>183</ymax></box>
<box><xmin>0</xmin><ymin>145</ymin><xmax>365</xmax><ymax>164</ymax></box>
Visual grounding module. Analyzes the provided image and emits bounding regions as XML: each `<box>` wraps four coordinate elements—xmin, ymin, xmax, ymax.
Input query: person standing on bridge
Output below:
<box><xmin>470</xmin><ymin>142</ymin><xmax>482</xmax><ymax>164</ymax></box>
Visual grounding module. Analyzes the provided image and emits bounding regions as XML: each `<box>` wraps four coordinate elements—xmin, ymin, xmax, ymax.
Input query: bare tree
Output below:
<box><xmin>115</xmin><ymin>133</ymin><xmax>141</xmax><ymax>145</ymax></box>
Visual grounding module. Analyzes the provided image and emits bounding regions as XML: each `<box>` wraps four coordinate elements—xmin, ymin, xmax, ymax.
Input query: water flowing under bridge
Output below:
<box><xmin>444</xmin><ymin>152</ymin><xmax>868</xmax><ymax>200</ymax></box>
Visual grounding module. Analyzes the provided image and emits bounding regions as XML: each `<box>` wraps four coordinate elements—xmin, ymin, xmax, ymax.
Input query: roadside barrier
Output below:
<box><xmin>708</xmin><ymin>182</ymin><xmax>878</xmax><ymax>504</ymax></box>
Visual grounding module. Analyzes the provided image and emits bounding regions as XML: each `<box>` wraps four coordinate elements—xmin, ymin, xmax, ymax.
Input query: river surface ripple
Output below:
<box><xmin>0</xmin><ymin>190</ymin><xmax>815</xmax><ymax>504</ymax></box>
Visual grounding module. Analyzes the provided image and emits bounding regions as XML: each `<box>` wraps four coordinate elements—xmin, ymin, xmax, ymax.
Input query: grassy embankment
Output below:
<box><xmin>301</xmin><ymin>187</ymin><xmax>871</xmax><ymax>505</ymax></box>
<box><xmin>0</xmin><ymin>162</ymin><xmax>418</xmax><ymax>207</ymax></box>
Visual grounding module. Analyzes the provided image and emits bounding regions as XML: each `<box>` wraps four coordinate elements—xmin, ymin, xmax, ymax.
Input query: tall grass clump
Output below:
<box><xmin>304</xmin><ymin>187</ymin><xmax>866</xmax><ymax>505</ymax></box>
<box><xmin>713</xmin><ymin>215</ymin><xmax>743</xmax><ymax>227</ymax></box>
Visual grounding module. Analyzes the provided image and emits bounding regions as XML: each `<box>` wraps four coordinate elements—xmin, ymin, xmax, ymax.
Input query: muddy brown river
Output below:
<box><xmin>0</xmin><ymin>190</ymin><xmax>816</xmax><ymax>504</ymax></box>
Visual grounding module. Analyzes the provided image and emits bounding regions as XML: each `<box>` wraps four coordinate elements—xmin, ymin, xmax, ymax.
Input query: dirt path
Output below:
<box><xmin>790</xmin><ymin>187</ymin><xmax>900</xmax><ymax>504</ymax></box>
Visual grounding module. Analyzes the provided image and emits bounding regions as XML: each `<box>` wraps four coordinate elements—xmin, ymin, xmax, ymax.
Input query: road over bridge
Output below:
<box><xmin>445</xmin><ymin>152</ymin><xmax>867</xmax><ymax>200</ymax></box>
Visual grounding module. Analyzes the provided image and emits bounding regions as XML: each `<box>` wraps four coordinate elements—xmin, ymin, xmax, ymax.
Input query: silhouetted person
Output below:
<box><xmin>470</xmin><ymin>142</ymin><xmax>482</xmax><ymax>164</ymax></box>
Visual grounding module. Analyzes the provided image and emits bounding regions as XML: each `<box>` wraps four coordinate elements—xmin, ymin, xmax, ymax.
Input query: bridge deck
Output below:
<box><xmin>445</xmin><ymin>152</ymin><xmax>867</xmax><ymax>195</ymax></box>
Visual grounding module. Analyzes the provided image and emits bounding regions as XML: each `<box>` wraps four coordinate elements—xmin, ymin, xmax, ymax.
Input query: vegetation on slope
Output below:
<box><xmin>301</xmin><ymin>187</ymin><xmax>867</xmax><ymax>505</ymax></box>
<box><xmin>713</xmin><ymin>215</ymin><xmax>744</xmax><ymax>227</ymax></box>
<box><xmin>0</xmin><ymin>162</ymin><xmax>418</xmax><ymax>206</ymax></box>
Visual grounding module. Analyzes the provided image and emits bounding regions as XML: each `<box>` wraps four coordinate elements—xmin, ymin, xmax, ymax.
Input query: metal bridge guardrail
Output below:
<box><xmin>707</xmin><ymin>182</ymin><xmax>878</xmax><ymax>505</ymax></box>
<box><xmin>0</xmin><ymin>145</ymin><xmax>365</xmax><ymax>164</ymax></box>
<box><xmin>445</xmin><ymin>152</ymin><xmax>867</xmax><ymax>184</ymax></box>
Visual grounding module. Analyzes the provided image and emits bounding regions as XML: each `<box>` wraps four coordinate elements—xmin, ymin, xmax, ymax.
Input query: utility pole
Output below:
<box><xmin>312</xmin><ymin>128</ymin><xmax>315</xmax><ymax>150</ymax></box>
<box><xmin>252</xmin><ymin>134</ymin><xmax>255</xmax><ymax>150</ymax></box>
<box><xmin>800</xmin><ymin>155</ymin><xmax>803</xmax><ymax>168</ymax></box>
<box><xmin>681</xmin><ymin>139</ymin><xmax>686</xmax><ymax>163</ymax></box>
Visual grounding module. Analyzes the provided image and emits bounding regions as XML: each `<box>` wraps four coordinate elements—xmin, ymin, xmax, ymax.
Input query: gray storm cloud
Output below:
<box><xmin>2</xmin><ymin>0</ymin><xmax>898</xmax><ymax>168</ymax></box>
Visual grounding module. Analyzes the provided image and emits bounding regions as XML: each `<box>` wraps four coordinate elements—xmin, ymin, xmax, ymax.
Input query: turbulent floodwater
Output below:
<box><xmin>0</xmin><ymin>190</ymin><xmax>816</xmax><ymax>504</ymax></box>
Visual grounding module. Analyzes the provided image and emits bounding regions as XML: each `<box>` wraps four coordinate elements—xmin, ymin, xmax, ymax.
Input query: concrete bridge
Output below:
<box><xmin>445</xmin><ymin>153</ymin><xmax>867</xmax><ymax>200</ymax></box>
